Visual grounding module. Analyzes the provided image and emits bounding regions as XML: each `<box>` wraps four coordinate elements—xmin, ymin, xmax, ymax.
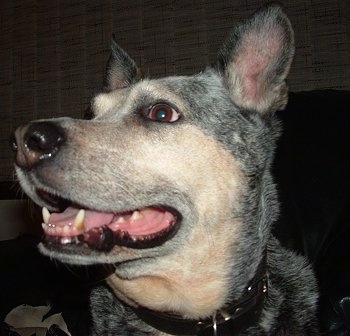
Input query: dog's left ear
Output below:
<box><xmin>217</xmin><ymin>4</ymin><xmax>294</xmax><ymax>114</ymax></box>
<box><xmin>103</xmin><ymin>35</ymin><xmax>141</xmax><ymax>91</ymax></box>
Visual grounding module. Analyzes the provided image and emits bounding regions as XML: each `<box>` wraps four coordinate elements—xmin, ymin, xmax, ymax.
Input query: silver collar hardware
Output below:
<box><xmin>195</xmin><ymin>276</ymin><xmax>268</xmax><ymax>336</ymax></box>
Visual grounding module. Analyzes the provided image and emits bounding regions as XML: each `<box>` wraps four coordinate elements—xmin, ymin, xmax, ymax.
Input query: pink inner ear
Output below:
<box><xmin>240</xmin><ymin>58</ymin><xmax>265</xmax><ymax>100</ymax></box>
<box><xmin>108</xmin><ymin>70</ymin><xmax>129</xmax><ymax>90</ymax></box>
<box><xmin>235</xmin><ymin>28</ymin><xmax>284</xmax><ymax>102</ymax></box>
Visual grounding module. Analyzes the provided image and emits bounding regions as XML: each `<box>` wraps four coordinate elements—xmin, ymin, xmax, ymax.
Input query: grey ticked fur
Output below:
<box><xmin>14</xmin><ymin>4</ymin><xmax>318</xmax><ymax>335</ymax></box>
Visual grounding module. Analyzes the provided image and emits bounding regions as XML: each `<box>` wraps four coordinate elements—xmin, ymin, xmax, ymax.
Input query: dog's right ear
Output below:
<box><xmin>103</xmin><ymin>35</ymin><xmax>140</xmax><ymax>91</ymax></box>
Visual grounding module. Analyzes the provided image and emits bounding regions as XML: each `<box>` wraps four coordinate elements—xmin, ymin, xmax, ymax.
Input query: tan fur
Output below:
<box><xmin>107</xmin><ymin>218</ymin><xmax>240</xmax><ymax>319</ymax></box>
<box><xmin>92</xmin><ymin>89</ymin><xmax>131</xmax><ymax>118</ymax></box>
<box><xmin>107</xmin><ymin>125</ymin><xmax>246</xmax><ymax>318</ymax></box>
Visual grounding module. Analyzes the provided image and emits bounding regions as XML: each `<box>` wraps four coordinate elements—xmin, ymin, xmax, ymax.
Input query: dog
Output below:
<box><xmin>11</xmin><ymin>4</ymin><xmax>318</xmax><ymax>335</ymax></box>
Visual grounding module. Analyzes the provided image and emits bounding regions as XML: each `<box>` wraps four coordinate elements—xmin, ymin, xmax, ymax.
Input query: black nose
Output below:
<box><xmin>11</xmin><ymin>121</ymin><xmax>65</xmax><ymax>169</ymax></box>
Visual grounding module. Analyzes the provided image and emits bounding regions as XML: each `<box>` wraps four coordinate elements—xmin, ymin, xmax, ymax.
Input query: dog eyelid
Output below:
<box><xmin>146</xmin><ymin>103</ymin><xmax>180</xmax><ymax>123</ymax></box>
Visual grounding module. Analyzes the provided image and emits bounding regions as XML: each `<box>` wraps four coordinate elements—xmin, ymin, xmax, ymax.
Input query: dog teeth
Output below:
<box><xmin>61</xmin><ymin>236</ymin><xmax>73</xmax><ymax>245</ymax></box>
<box><xmin>131</xmin><ymin>210</ymin><xmax>142</xmax><ymax>221</ymax></box>
<box><xmin>74</xmin><ymin>209</ymin><xmax>85</xmax><ymax>230</ymax></box>
<box><xmin>116</xmin><ymin>216</ymin><xmax>125</xmax><ymax>223</ymax></box>
<box><xmin>42</xmin><ymin>207</ymin><xmax>50</xmax><ymax>224</ymax></box>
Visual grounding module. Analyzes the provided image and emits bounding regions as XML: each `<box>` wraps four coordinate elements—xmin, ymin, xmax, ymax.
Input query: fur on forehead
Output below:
<box><xmin>93</xmin><ymin>70</ymin><xmax>230</xmax><ymax>120</ymax></box>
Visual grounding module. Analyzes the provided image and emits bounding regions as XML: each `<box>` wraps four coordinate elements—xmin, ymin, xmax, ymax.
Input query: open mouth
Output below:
<box><xmin>37</xmin><ymin>189</ymin><xmax>180</xmax><ymax>252</ymax></box>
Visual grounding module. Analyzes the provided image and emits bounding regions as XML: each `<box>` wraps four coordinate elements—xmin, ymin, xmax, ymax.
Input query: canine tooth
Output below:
<box><xmin>116</xmin><ymin>216</ymin><xmax>125</xmax><ymax>223</ymax></box>
<box><xmin>74</xmin><ymin>209</ymin><xmax>85</xmax><ymax>230</ymax></box>
<box><xmin>42</xmin><ymin>207</ymin><xmax>50</xmax><ymax>224</ymax></box>
<box><xmin>131</xmin><ymin>210</ymin><xmax>142</xmax><ymax>220</ymax></box>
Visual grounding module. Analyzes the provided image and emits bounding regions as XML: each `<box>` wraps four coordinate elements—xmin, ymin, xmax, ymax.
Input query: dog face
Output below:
<box><xmin>12</xmin><ymin>5</ymin><xmax>294</xmax><ymax>318</ymax></box>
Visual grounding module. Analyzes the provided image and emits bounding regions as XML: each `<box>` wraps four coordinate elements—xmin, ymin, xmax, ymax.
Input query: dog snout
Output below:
<box><xmin>11</xmin><ymin>121</ymin><xmax>65</xmax><ymax>169</ymax></box>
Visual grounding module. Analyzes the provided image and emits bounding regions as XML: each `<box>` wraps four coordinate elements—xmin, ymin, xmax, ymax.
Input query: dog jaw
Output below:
<box><xmin>99</xmin><ymin>126</ymin><xmax>247</xmax><ymax>319</ymax></box>
<box><xmin>106</xmin><ymin>216</ymin><xmax>240</xmax><ymax>319</ymax></box>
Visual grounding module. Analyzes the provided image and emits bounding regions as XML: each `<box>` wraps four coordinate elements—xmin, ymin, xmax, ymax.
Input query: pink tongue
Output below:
<box><xmin>47</xmin><ymin>206</ymin><xmax>175</xmax><ymax>237</ymax></box>
<box><xmin>49</xmin><ymin>207</ymin><xmax>115</xmax><ymax>231</ymax></box>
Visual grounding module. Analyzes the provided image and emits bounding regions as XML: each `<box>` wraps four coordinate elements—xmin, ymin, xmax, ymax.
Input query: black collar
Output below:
<box><xmin>131</xmin><ymin>253</ymin><xmax>268</xmax><ymax>335</ymax></box>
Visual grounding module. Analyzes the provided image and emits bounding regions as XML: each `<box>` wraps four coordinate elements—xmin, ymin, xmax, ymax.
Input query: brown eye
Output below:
<box><xmin>147</xmin><ymin>104</ymin><xmax>180</xmax><ymax>122</ymax></box>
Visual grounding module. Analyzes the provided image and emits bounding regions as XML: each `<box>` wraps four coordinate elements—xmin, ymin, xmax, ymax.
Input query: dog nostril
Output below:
<box><xmin>24</xmin><ymin>122</ymin><xmax>64</xmax><ymax>155</ymax></box>
<box><xmin>11</xmin><ymin>121</ymin><xmax>66</xmax><ymax>169</ymax></box>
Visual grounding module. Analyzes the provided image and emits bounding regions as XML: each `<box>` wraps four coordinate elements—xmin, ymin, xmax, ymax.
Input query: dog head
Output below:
<box><xmin>12</xmin><ymin>4</ymin><xmax>294</xmax><ymax>318</ymax></box>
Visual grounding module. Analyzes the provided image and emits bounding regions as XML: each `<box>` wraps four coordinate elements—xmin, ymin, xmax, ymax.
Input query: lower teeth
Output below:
<box><xmin>61</xmin><ymin>236</ymin><xmax>73</xmax><ymax>245</ymax></box>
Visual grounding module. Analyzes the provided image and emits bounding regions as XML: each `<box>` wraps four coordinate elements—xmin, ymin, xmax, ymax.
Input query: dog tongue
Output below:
<box><xmin>49</xmin><ymin>207</ymin><xmax>114</xmax><ymax>230</ymax></box>
<box><xmin>46</xmin><ymin>206</ymin><xmax>175</xmax><ymax>237</ymax></box>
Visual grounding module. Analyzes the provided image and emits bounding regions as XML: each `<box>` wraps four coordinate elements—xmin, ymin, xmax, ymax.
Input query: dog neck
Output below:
<box><xmin>129</xmin><ymin>252</ymin><xmax>267</xmax><ymax>335</ymax></box>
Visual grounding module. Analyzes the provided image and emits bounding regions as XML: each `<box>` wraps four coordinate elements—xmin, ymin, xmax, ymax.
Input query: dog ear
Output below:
<box><xmin>217</xmin><ymin>4</ymin><xmax>294</xmax><ymax>114</ymax></box>
<box><xmin>103</xmin><ymin>35</ymin><xmax>140</xmax><ymax>91</ymax></box>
